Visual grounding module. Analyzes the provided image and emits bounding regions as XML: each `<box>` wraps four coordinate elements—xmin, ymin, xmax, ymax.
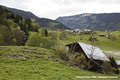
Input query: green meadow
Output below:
<box><xmin>0</xmin><ymin>30</ymin><xmax>120</xmax><ymax>80</ymax></box>
<box><xmin>0</xmin><ymin>46</ymin><xmax>119</xmax><ymax>80</ymax></box>
<box><xmin>56</xmin><ymin>30</ymin><xmax>120</xmax><ymax>51</ymax></box>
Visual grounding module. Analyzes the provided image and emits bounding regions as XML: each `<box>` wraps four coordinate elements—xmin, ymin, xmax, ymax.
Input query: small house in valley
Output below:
<box><xmin>99</xmin><ymin>34</ymin><xmax>106</xmax><ymax>37</ymax></box>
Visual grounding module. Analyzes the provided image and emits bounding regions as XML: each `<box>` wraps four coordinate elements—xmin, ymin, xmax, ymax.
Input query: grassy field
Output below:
<box><xmin>54</xmin><ymin>30</ymin><xmax>120</xmax><ymax>51</ymax></box>
<box><xmin>0</xmin><ymin>30</ymin><xmax>120</xmax><ymax>80</ymax></box>
<box><xmin>0</xmin><ymin>46</ymin><xmax>119</xmax><ymax>80</ymax></box>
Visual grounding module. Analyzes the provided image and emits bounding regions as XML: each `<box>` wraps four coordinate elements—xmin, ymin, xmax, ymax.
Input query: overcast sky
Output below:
<box><xmin>0</xmin><ymin>0</ymin><xmax>120</xmax><ymax>19</ymax></box>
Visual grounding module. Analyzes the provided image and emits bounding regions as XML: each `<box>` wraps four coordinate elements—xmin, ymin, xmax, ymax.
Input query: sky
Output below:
<box><xmin>0</xmin><ymin>0</ymin><xmax>120</xmax><ymax>20</ymax></box>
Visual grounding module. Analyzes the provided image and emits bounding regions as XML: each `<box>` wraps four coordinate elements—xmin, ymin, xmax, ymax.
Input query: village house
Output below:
<box><xmin>99</xmin><ymin>34</ymin><xmax>106</xmax><ymax>37</ymax></box>
<box><xmin>65</xmin><ymin>29</ymin><xmax>74</xmax><ymax>33</ymax></box>
<box><xmin>73</xmin><ymin>29</ymin><xmax>83</xmax><ymax>34</ymax></box>
<box><xmin>82</xmin><ymin>29</ymin><xmax>92</xmax><ymax>34</ymax></box>
<box><xmin>84</xmin><ymin>29</ymin><xmax>91</xmax><ymax>32</ymax></box>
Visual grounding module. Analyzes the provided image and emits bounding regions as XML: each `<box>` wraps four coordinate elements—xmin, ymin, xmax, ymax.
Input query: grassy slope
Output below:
<box><xmin>0</xmin><ymin>46</ymin><xmax>119</xmax><ymax>80</ymax></box>
<box><xmin>55</xmin><ymin>30</ymin><xmax>120</xmax><ymax>51</ymax></box>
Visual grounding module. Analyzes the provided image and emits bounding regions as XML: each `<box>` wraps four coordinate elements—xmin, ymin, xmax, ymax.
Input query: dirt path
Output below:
<box><xmin>103</xmin><ymin>50</ymin><xmax>120</xmax><ymax>60</ymax></box>
<box><xmin>103</xmin><ymin>51</ymin><xmax>120</xmax><ymax>56</ymax></box>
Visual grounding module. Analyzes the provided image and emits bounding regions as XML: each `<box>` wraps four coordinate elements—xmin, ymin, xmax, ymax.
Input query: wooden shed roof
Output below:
<box><xmin>66</xmin><ymin>42</ymin><xmax>110</xmax><ymax>61</ymax></box>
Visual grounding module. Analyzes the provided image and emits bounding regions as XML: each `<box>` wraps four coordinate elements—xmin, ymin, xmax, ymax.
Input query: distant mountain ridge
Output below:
<box><xmin>56</xmin><ymin>13</ymin><xmax>120</xmax><ymax>31</ymax></box>
<box><xmin>1</xmin><ymin>5</ymin><xmax>69</xmax><ymax>30</ymax></box>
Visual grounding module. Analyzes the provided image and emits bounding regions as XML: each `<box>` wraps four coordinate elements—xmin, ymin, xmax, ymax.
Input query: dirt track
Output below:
<box><xmin>103</xmin><ymin>51</ymin><xmax>120</xmax><ymax>56</ymax></box>
<box><xmin>103</xmin><ymin>51</ymin><xmax>120</xmax><ymax>59</ymax></box>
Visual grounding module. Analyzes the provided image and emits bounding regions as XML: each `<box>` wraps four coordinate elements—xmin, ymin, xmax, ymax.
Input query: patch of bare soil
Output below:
<box><xmin>21</xmin><ymin>50</ymin><xmax>44</xmax><ymax>55</ymax></box>
<box><xmin>7</xmin><ymin>54</ymin><xmax>35</xmax><ymax>60</ymax></box>
<box><xmin>7</xmin><ymin>54</ymin><xmax>26</xmax><ymax>59</ymax></box>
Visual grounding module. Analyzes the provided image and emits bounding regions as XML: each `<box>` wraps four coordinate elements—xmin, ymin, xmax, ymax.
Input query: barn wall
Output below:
<box><xmin>67</xmin><ymin>43</ymin><xmax>88</xmax><ymax>60</ymax></box>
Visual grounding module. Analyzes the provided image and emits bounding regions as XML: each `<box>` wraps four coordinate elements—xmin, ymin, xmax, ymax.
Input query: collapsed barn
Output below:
<box><xmin>66</xmin><ymin>42</ymin><xmax>110</xmax><ymax>72</ymax></box>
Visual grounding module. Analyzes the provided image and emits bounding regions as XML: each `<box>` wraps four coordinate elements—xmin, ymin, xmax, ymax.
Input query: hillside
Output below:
<box><xmin>1</xmin><ymin>5</ymin><xmax>69</xmax><ymax>30</ymax></box>
<box><xmin>0</xmin><ymin>6</ymin><xmax>38</xmax><ymax>46</ymax></box>
<box><xmin>56</xmin><ymin>13</ymin><xmax>120</xmax><ymax>31</ymax></box>
<box><xmin>57</xmin><ymin>30</ymin><xmax>120</xmax><ymax>51</ymax></box>
<box><xmin>0</xmin><ymin>46</ymin><xmax>119</xmax><ymax>80</ymax></box>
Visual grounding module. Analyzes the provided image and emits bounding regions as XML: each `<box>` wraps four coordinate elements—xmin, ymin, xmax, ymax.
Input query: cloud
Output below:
<box><xmin>98</xmin><ymin>0</ymin><xmax>120</xmax><ymax>4</ymax></box>
<box><xmin>27</xmin><ymin>0</ymin><xmax>90</xmax><ymax>19</ymax></box>
<box><xmin>0</xmin><ymin>0</ymin><xmax>120</xmax><ymax>19</ymax></box>
<box><xmin>53</xmin><ymin>0</ymin><xmax>96</xmax><ymax>5</ymax></box>
<box><xmin>39</xmin><ymin>7</ymin><xmax>84</xmax><ymax>19</ymax></box>
<box><xmin>0</xmin><ymin>0</ymin><xmax>31</xmax><ymax>10</ymax></box>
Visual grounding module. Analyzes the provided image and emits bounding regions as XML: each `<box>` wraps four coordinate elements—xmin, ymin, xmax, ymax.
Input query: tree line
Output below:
<box><xmin>0</xmin><ymin>6</ymin><xmax>39</xmax><ymax>46</ymax></box>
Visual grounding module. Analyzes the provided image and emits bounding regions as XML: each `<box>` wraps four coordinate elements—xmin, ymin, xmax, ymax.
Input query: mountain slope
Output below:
<box><xmin>0</xmin><ymin>6</ymin><xmax>39</xmax><ymax>46</ymax></box>
<box><xmin>2</xmin><ymin>5</ymin><xmax>69</xmax><ymax>30</ymax></box>
<box><xmin>56</xmin><ymin>13</ymin><xmax>120</xmax><ymax>31</ymax></box>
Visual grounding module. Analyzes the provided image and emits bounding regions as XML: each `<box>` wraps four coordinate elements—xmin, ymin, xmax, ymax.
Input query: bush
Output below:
<box><xmin>25</xmin><ymin>33</ymin><xmax>41</xmax><ymax>47</ymax></box>
<box><xmin>59</xmin><ymin>31</ymin><xmax>67</xmax><ymax>40</ymax></box>
<box><xmin>111</xmin><ymin>35</ymin><xmax>117</xmax><ymax>40</ymax></box>
<box><xmin>118</xmin><ymin>35</ymin><xmax>120</xmax><ymax>38</ymax></box>
<box><xmin>73</xmin><ymin>54</ymin><xmax>90</xmax><ymax>69</ymax></box>
<box><xmin>26</xmin><ymin>32</ymin><xmax>56</xmax><ymax>49</ymax></box>
<box><xmin>109</xmin><ymin>57</ymin><xmax>119</xmax><ymax>74</ymax></box>
<box><xmin>53</xmin><ymin>46</ymin><xmax>68</xmax><ymax>61</ymax></box>
<box><xmin>83</xmin><ymin>31</ymin><xmax>91</xmax><ymax>34</ymax></box>
<box><xmin>13</xmin><ymin>28</ymin><xmax>26</xmax><ymax>46</ymax></box>
<box><xmin>0</xmin><ymin>25</ymin><xmax>13</xmax><ymax>43</ymax></box>
<box><xmin>41</xmin><ymin>28</ymin><xmax>48</xmax><ymax>37</ymax></box>
<box><xmin>50</xmin><ymin>32</ymin><xmax>58</xmax><ymax>46</ymax></box>
<box><xmin>109</xmin><ymin>57</ymin><xmax>118</xmax><ymax>68</ymax></box>
<box><xmin>88</xmin><ymin>37</ymin><xmax>97</xmax><ymax>41</ymax></box>
<box><xmin>102</xmin><ymin>61</ymin><xmax>112</xmax><ymax>73</ymax></box>
<box><xmin>50</xmin><ymin>32</ymin><xmax>58</xmax><ymax>41</ymax></box>
<box><xmin>0</xmin><ymin>34</ymin><xmax>4</xmax><ymax>45</ymax></box>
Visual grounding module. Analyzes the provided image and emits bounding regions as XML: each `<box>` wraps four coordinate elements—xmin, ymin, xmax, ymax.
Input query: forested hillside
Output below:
<box><xmin>2</xmin><ymin>5</ymin><xmax>69</xmax><ymax>30</ymax></box>
<box><xmin>56</xmin><ymin>13</ymin><xmax>120</xmax><ymax>31</ymax></box>
<box><xmin>0</xmin><ymin>6</ymin><xmax>39</xmax><ymax>46</ymax></box>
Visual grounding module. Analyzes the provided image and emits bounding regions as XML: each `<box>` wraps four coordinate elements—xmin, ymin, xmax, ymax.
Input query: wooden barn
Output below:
<box><xmin>66</xmin><ymin>42</ymin><xmax>110</xmax><ymax>62</ymax></box>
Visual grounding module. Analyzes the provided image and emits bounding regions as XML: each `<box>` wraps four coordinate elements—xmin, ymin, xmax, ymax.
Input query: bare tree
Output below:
<box><xmin>89</xmin><ymin>33</ymin><xmax>105</xmax><ymax>73</ymax></box>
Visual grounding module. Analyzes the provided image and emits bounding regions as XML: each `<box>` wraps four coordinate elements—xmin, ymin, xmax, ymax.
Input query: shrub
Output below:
<box><xmin>73</xmin><ymin>54</ymin><xmax>91</xmax><ymax>69</ymax></box>
<box><xmin>25</xmin><ymin>33</ymin><xmax>40</xmax><ymax>47</ymax></box>
<box><xmin>109</xmin><ymin>57</ymin><xmax>118</xmax><ymax>68</ymax></box>
<box><xmin>111</xmin><ymin>35</ymin><xmax>117</xmax><ymax>40</ymax></box>
<box><xmin>102</xmin><ymin>61</ymin><xmax>112</xmax><ymax>73</ymax></box>
<box><xmin>0</xmin><ymin>34</ymin><xmax>4</xmax><ymax>45</ymax></box>
<box><xmin>59</xmin><ymin>31</ymin><xmax>67</xmax><ymax>40</ymax></box>
<box><xmin>118</xmin><ymin>35</ymin><xmax>120</xmax><ymax>38</ymax></box>
<box><xmin>13</xmin><ymin>28</ymin><xmax>26</xmax><ymax>46</ymax></box>
<box><xmin>53</xmin><ymin>46</ymin><xmax>68</xmax><ymax>61</ymax></box>
<box><xmin>50</xmin><ymin>32</ymin><xmax>58</xmax><ymax>46</ymax></box>
<box><xmin>83</xmin><ymin>31</ymin><xmax>91</xmax><ymax>34</ymax></box>
<box><xmin>88</xmin><ymin>37</ymin><xmax>97</xmax><ymax>41</ymax></box>
<box><xmin>0</xmin><ymin>25</ymin><xmax>13</xmax><ymax>43</ymax></box>
<box><xmin>41</xmin><ymin>28</ymin><xmax>48</xmax><ymax>37</ymax></box>
<box><xmin>109</xmin><ymin>57</ymin><xmax>119</xmax><ymax>74</ymax></box>
<box><xmin>50</xmin><ymin>32</ymin><xmax>58</xmax><ymax>41</ymax></box>
<box><xmin>30</xmin><ymin>23</ymin><xmax>39</xmax><ymax>32</ymax></box>
<box><xmin>26</xmin><ymin>32</ymin><xmax>56</xmax><ymax>49</ymax></box>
